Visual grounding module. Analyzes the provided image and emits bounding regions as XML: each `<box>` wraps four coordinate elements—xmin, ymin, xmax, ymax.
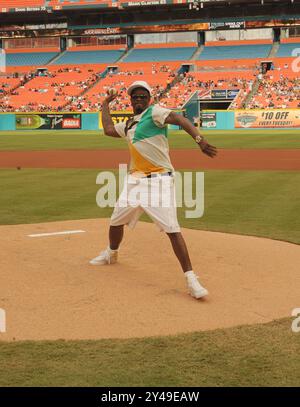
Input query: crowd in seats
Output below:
<box><xmin>247</xmin><ymin>60</ymin><xmax>300</xmax><ymax>109</ymax></box>
<box><xmin>0</xmin><ymin>75</ymin><xmax>23</xmax><ymax>98</ymax></box>
<box><xmin>64</xmin><ymin>63</ymin><xmax>177</xmax><ymax>111</ymax></box>
<box><xmin>248</xmin><ymin>77</ymin><xmax>300</xmax><ymax>109</ymax></box>
<box><xmin>0</xmin><ymin>53</ymin><xmax>298</xmax><ymax>112</ymax></box>
<box><xmin>0</xmin><ymin>66</ymin><xmax>102</xmax><ymax>112</ymax></box>
<box><xmin>159</xmin><ymin>71</ymin><xmax>254</xmax><ymax>109</ymax></box>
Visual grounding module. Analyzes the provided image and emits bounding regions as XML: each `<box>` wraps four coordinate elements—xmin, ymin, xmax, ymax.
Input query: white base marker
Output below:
<box><xmin>28</xmin><ymin>230</ymin><xmax>86</xmax><ymax>238</ymax></box>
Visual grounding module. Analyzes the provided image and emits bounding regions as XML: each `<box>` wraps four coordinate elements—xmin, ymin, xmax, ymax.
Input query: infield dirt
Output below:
<box><xmin>0</xmin><ymin>149</ymin><xmax>300</xmax><ymax>170</ymax></box>
<box><xmin>1</xmin><ymin>218</ymin><xmax>299</xmax><ymax>341</ymax></box>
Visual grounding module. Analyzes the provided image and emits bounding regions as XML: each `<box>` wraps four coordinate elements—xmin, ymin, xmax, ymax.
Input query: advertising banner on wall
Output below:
<box><xmin>235</xmin><ymin>110</ymin><xmax>300</xmax><ymax>128</ymax></box>
<box><xmin>16</xmin><ymin>113</ymin><xmax>82</xmax><ymax>130</ymax></box>
<box><xmin>99</xmin><ymin>111</ymin><xmax>132</xmax><ymax>129</ymax></box>
<box><xmin>209</xmin><ymin>21</ymin><xmax>245</xmax><ymax>30</ymax></box>
<box><xmin>211</xmin><ymin>90</ymin><xmax>227</xmax><ymax>99</ymax></box>
<box><xmin>201</xmin><ymin>112</ymin><xmax>216</xmax><ymax>128</ymax></box>
<box><xmin>1</xmin><ymin>18</ymin><xmax>300</xmax><ymax>38</ymax></box>
<box><xmin>226</xmin><ymin>89</ymin><xmax>239</xmax><ymax>99</ymax></box>
<box><xmin>201</xmin><ymin>89</ymin><xmax>240</xmax><ymax>100</ymax></box>
<box><xmin>0</xmin><ymin>22</ymin><xmax>210</xmax><ymax>38</ymax></box>
<box><xmin>245</xmin><ymin>19</ymin><xmax>300</xmax><ymax>29</ymax></box>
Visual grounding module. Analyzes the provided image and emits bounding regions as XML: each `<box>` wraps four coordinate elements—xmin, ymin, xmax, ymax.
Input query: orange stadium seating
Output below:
<box><xmin>195</xmin><ymin>59</ymin><xmax>262</xmax><ymax>70</ymax></box>
<box><xmin>64</xmin><ymin>62</ymin><xmax>179</xmax><ymax>111</ymax></box>
<box><xmin>248</xmin><ymin>58</ymin><xmax>300</xmax><ymax>109</ymax></box>
<box><xmin>5</xmin><ymin>48</ymin><xmax>60</xmax><ymax>54</ymax></box>
<box><xmin>281</xmin><ymin>37</ymin><xmax>300</xmax><ymax>43</ymax></box>
<box><xmin>67</xmin><ymin>45</ymin><xmax>127</xmax><ymax>52</ymax></box>
<box><xmin>0</xmin><ymin>0</ymin><xmax>45</xmax><ymax>7</ymax></box>
<box><xmin>160</xmin><ymin>71</ymin><xmax>255</xmax><ymax>109</ymax></box>
<box><xmin>1</xmin><ymin>66</ymin><xmax>105</xmax><ymax>111</ymax></box>
<box><xmin>0</xmin><ymin>39</ymin><xmax>299</xmax><ymax>112</ymax></box>
<box><xmin>205</xmin><ymin>39</ymin><xmax>273</xmax><ymax>46</ymax></box>
<box><xmin>48</xmin><ymin>0</ymin><xmax>111</xmax><ymax>8</ymax></box>
<box><xmin>134</xmin><ymin>42</ymin><xmax>198</xmax><ymax>48</ymax></box>
<box><xmin>0</xmin><ymin>76</ymin><xmax>22</xmax><ymax>94</ymax></box>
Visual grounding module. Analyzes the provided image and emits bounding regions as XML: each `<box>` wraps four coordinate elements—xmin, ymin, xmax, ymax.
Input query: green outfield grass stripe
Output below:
<box><xmin>0</xmin><ymin>318</ymin><xmax>299</xmax><ymax>386</ymax></box>
<box><xmin>1</xmin><ymin>169</ymin><xmax>299</xmax><ymax>245</ymax></box>
<box><xmin>0</xmin><ymin>129</ymin><xmax>300</xmax><ymax>151</ymax></box>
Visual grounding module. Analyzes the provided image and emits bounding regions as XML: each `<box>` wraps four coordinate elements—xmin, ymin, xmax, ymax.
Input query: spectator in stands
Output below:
<box><xmin>262</xmin><ymin>63</ymin><xmax>268</xmax><ymax>75</ymax></box>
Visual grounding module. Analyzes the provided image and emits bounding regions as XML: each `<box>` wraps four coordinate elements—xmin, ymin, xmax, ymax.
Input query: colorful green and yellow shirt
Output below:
<box><xmin>114</xmin><ymin>105</ymin><xmax>174</xmax><ymax>176</ymax></box>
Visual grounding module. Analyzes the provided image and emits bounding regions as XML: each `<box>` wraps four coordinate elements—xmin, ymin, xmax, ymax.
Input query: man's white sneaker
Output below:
<box><xmin>89</xmin><ymin>247</ymin><xmax>118</xmax><ymax>265</ymax></box>
<box><xmin>185</xmin><ymin>272</ymin><xmax>208</xmax><ymax>299</ymax></box>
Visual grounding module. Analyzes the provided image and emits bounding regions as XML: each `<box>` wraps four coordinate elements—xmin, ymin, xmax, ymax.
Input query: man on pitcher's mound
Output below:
<box><xmin>90</xmin><ymin>81</ymin><xmax>217</xmax><ymax>299</ymax></box>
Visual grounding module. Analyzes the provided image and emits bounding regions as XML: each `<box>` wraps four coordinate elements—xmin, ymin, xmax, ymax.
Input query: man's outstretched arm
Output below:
<box><xmin>101</xmin><ymin>93</ymin><xmax>121</xmax><ymax>138</ymax></box>
<box><xmin>165</xmin><ymin>112</ymin><xmax>217</xmax><ymax>158</ymax></box>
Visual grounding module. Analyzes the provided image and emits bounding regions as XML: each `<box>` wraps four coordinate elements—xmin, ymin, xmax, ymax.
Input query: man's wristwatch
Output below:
<box><xmin>195</xmin><ymin>135</ymin><xmax>204</xmax><ymax>144</ymax></box>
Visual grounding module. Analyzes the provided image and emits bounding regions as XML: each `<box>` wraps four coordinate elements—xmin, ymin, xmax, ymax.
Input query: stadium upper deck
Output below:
<box><xmin>0</xmin><ymin>0</ymin><xmax>297</xmax><ymax>9</ymax></box>
<box><xmin>0</xmin><ymin>0</ymin><xmax>298</xmax><ymax>23</ymax></box>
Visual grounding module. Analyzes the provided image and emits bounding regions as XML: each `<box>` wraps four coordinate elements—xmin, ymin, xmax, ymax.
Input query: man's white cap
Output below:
<box><xmin>127</xmin><ymin>81</ymin><xmax>152</xmax><ymax>96</ymax></box>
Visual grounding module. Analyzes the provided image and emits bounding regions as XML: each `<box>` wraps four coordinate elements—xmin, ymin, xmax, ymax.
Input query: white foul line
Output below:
<box><xmin>28</xmin><ymin>230</ymin><xmax>86</xmax><ymax>238</ymax></box>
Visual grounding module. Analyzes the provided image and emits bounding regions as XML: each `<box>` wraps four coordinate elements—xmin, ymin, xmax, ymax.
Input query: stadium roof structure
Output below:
<box><xmin>0</xmin><ymin>0</ymin><xmax>298</xmax><ymax>33</ymax></box>
<box><xmin>0</xmin><ymin>0</ymin><xmax>297</xmax><ymax>13</ymax></box>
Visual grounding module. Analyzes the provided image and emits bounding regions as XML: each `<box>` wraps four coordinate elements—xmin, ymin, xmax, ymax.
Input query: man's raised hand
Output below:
<box><xmin>199</xmin><ymin>139</ymin><xmax>218</xmax><ymax>158</ymax></box>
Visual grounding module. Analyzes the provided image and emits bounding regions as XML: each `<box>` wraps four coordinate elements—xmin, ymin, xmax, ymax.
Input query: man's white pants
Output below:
<box><xmin>110</xmin><ymin>174</ymin><xmax>180</xmax><ymax>233</ymax></box>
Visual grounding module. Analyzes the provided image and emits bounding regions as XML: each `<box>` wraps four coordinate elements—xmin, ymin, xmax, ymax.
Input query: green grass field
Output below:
<box><xmin>1</xmin><ymin>169</ymin><xmax>299</xmax><ymax>244</ymax></box>
<box><xmin>0</xmin><ymin>319</ymin><xmax>299</xmax><ymax>387</ymax></box>
<box><xmin>1</xmin><ymin>130</ymin><xmax>300</xmax><ymax>387</ymax></box>
<box><xmin>0</xmin><ymin>129</ymin><xmax>300</xmax><ymax>151</ymax></box>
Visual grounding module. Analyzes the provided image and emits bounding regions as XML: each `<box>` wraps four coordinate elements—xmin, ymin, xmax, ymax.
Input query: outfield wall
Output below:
<box><xmin>202</xmin><ymin>109</ymin><xmax>300</xmax><ymax>129</ymax></box>
<box><xmin>0</xmin><ymin>114</ymin><xmax>15</xmax><ymax>130</ymax></box>
<box><xmin>0</xmin><ymin>112</ymin><xmax>99</xmax><ymax>131</ymax></box>
<box><xmin>0</xmin><ymin>109</ymin><xmax>299</xmax><ymax>131</ymax></box>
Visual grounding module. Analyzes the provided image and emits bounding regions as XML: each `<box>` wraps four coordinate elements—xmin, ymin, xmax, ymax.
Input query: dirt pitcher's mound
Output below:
<box><xmin>0</xmin><ymin>219</ymin><xmax>299</xmax><ymax>341</ymax></box>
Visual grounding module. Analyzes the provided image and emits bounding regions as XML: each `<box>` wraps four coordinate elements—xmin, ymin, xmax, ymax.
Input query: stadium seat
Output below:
<box><xmin>277</xmin><ymin>43</ymin><xmax>300</xmax><ymax>58</ymax></box>
<box><xmin>124</xmin><ymin>47</ymin><xmax>197</xmax><ymax>62</ymax></box>
<box><xmin>199</xmin><ymin>44</ymin><xmax>272</xmax><ymax>60</ymax></box>
<box><xmin>71</xmin><ymin>62</ymin><xmax>179</xmax><ymax>111</ymax></box>
<box><xmin>3</xmin><ymin>66</ymin><xmax>104</xmax><ymax>111</ymax></box>
<box><xmin>0</xmin><ymin>0</ymin><xmax>45</xmax><ymax>7</ymax></box>
<box><xmin>159</xmin><ymin>70</ymin><xmax>255</xmax><ymax>109</ymax></box>
<box><xmin>53</xmin><ymin>50</ymin><xmax>125</xmax><ymax>65</ymax></box>
<box><xmin>6</xmin><ymin>52</ymin><xmax>58</xmax><ymax>67</ymax></box>
<box><xmin>1</xmin><ymin>40</ymin><xmax>298</xmax><ymax>112</ymax></box>
<box><xmin>48</xmin><ymin>0</ymin><xmax>110</xmax><ymax>7</ymax></box>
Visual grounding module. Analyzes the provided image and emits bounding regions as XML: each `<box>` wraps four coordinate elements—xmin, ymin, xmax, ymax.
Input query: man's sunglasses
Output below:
<box><xmin>131</xmin><ymin>94</ymin><xmax>149</xmax><ymax>100</ymax></box>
